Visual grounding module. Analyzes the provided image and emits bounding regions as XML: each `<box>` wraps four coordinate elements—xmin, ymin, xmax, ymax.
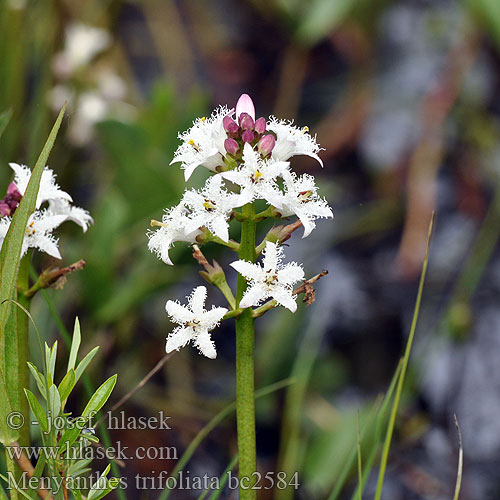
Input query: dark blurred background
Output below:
<box><xmin>2</xmin><ymin>0</ymin><xmax>500</xmax><ymax>498</ymax></box>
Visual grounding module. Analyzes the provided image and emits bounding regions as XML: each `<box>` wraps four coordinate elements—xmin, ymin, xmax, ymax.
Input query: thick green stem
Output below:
<box><xmin>235</xmin><ymin>203</ymin><xmax>257</xmax><ymax>500</ymax></box>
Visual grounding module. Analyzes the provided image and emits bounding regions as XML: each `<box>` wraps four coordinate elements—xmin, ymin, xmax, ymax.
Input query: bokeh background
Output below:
<box><xmin>2</xmin><ymin>0</ymin><xmax>500</xmax><ymax>498</ymax></box>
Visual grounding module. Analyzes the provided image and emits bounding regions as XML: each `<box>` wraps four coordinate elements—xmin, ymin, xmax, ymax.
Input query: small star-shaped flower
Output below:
<box><xmin>0</xmin><ymin>210</ymin><xmax>68</xmax><ymax>259</ymax></box>
<box><xmin>165</xmin><ymin>286</ymin><xmax>228</xmax><ymax>359</ymax></box>
<box><xmin>265</xmin><ymin>171</ymin><xmax>333</xmax><ymax>237</ymax></box>
<box><xmin>230</xmin><ymin>241</ymin><xmax>304</xmax><ymax>312</ymax></box>
<box><xmin>267</xmin><ymin>117</ymin><xmax>324</xmax><ymax>167</ymax></box>
<box><xmin>220</xmin><ymin>143</ymin><xmax>289</xmax><ymax>204</ymax></box>
<box><xmin>148</xmin><ymin>203</ymin><xmax>201</xmax><ymax>265</ymax></box>
<box><xmin>0</xmin><ymin>164</ymin><xmax>93</xmax><ymax>259</ymax></box>
<box><xmin>183</xmin><ymin>175</ymin><xmax>246</xmax><ymax>242</ymax></box>
<box><xmin>10</xmin><ymin>163</ymin><xmax>73</xmax><ymax>209</ymax></box>
<box><xmin>170</xmin><ymin>106</ymin><xmax>232</xmax><ymax>181</ymax></box>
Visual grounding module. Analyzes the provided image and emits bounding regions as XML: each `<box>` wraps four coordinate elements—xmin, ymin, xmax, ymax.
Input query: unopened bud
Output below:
<box><xmin>0</xmin><ymin>202</ymin><xmax>10</xmax><ymax>216</ymax></box>
<box><xmin>7</xmin><ymin>183</ymin><xmax>22</xmax><ymax>200</ymax></box>
<box><xmin>258</xmin><ymin>134</ymin><xmax>276</xmax><ymax>155</ymax></box>
<box><xmin>223</xmin><ymin>115</ymin><xmax>239</xmax><ymax>136</ymax></box>
<box><xmin>254</xmin><ymin>117</ymin><xmax>266</xmax><ymax>134</ymax></box>
<box><xmin>224</xmin><ymin>138</ymin><xmax>240</xmax><ymax>155</ymax></box>
<box><xmin>239</xmin><ymin>112</ymin><xmax>255</xmax><ymax>130</ymax></box>
<box><xmin>241</xmin><ymin>130</ymin><xmax>255</xmax><ymax>143</ymax></box>
<box><xmin>235</xmin><ymin>93</ymin><xmax>256</xmax><ymax>121</ymax></box>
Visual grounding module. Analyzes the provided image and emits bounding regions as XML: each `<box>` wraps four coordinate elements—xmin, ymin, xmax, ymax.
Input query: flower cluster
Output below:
<box><xmin>0</xmin><ymin>163</ymin><xmax>93</xmax><ymax>259</ymax></box>
<box><xmin>149</xmin><ymin>94</ymin><xmax>332</xmax><ymax>358</ymax></box>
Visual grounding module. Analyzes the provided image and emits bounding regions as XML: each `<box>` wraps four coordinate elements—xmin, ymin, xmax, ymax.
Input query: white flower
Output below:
<box><xmin>10</xmin><ymin>163</ymin><xmax>72</xmax><ymax>209</ymax></box>
<box><xmin>1</xmin><ymin>163</ymin><xmax>93</xmax><ymax>258</ymax></box>
<box><xmin>220</xmin><ymin>143</ymin><xmax>289</xmax><ymax>203</ymax></box>
<box><xmin>148</xmin><ymin>203</ymin><xmax>202</xmax><ymax>265</ymax></box>
<box><xmin>230</xmin><ymin>241</ymin><xmax>304</xmax><ymax>312</ymax></box>
<box><xmin>183</xmin><ymin>175</ymin><xmax>245</xmax><ymax>243</ymax></box>
<box><xmin>47</xmin><ymin>199</ymin><xmax>93</xmax><ymax>232</ymax></box>
<box><xmin>265</xmin><ymin>171</ymin><xmax>333</xmax><ymax>238</ymax></box>
<box><xmin>165</xmin><ymin>286</ymin><xmax>227</xmax><ymax>359</ymax></box>
<box><xmin>0</xmin><ymin>211</ymin><xmax>68</xmax><ymax>259</ymax></box>
<box><xmin>53</xmin><ymin>23</ymin><xmax>111</xmax><ymax>77</ymax></box>
<box><xmin>267</xmin><ymin>117</ymin><xmax>324</xmax><ymax>167</ymax></box>
<box><xmin>170</xmin><ymin>106</ymin><xmax>232</xmax><ymax>181</ymax></box>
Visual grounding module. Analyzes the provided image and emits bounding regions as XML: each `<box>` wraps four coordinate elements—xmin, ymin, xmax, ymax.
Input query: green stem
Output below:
<box><xmin>235</xmin><ymin>203</ymin><xmax>257</xmax><ymax>500</ymax></box>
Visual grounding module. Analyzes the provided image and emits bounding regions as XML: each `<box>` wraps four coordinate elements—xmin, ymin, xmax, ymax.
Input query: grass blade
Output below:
<box><xmin>0</xmin><ymin>109</ymin><xmax>13</xmax><ymax>139</ymax></box>
<box><xmin>373</xmin><ymin>213</ymin><xmax>434</xmax><ymax>500</ymax></box>
<box><xmin>0</xmin><ymin>106</ymin><xmax>65</xmax><ymax>445</ymax></box>
<box><xmin>0</xmin><ymin>105</ymin><xmax>65</xmax><ymax>319</ymax></box>
<box><xmin>327</xmin><ymin>360</ymin><xmax>403</xmax><ymax>500</ymax></box>
<box><xmin>159</xmin><ymin>378</ymin><xmax>294</xmax><ymax>500</ymax></box>
<box><xmin>206</xmin><ymin>454</ymin><xmax>238</xmax><ymax>500</ymax></box>
<box><xmin>452</xmin><ymin>415</ymin><xmax>463</xmax><ymax>500</ymax></box>
<box><xmin>356</xmin><ymin>412</ymin><xmax>362</xmax><ymax>500</ymax></box>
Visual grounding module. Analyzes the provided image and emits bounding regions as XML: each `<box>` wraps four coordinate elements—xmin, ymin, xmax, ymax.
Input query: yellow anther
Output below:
<box><xmin>298</xmin><ymin>190</ymin><xmax>313</xmax><ymax>202</ymax></box>
<box><xmin>201</xmin><ymin>117</ymin><xmax>206</xmax><ymax>122</ymax></box>
<box><xmin>302</xmin><ymin>126</ymin><xmax>309</xmax><ymax>133</ymax></box>
<box><xmin>188</xmin><ymin>139</ymin><xmax>201</xmax><ymax>152</ymax></box>
<box><xmin>151</xmin><ymin>219</ymin><xmax>168</xmax><ymax>228</ymax></box>
<box><xmin>203</xmin><ymin>199</ymin><xmax>216</xmax><ymax>212</ymax></box>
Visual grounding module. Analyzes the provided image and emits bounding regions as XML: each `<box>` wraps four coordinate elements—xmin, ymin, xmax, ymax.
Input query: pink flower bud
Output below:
<box><xmin>224</xmin><ymin>138</ymin><xmax>240</xmax><ymax>155</ymax></box>
<box><xmin>258</xmin><ymin>134</ymin><xmax>276</xmax><ymax>155</ymax></box>
<box><xmin>223</xmin><ymin>115</ymin><xmax>239</xmax><ymax>136</ymax></box>
<box><xmin>235</xmin><ymin>93</ymin><xmax>255</xmax><ymax>121</ymax></box>
<box><xmin>241</xmin><ymin>130</ymin><xmax>255</xmax><ymax>143</ymax></box>
<box><xmin>254</xmin><ymin>117</ymin><xmax>266</xmax><ymax>134</ymax></box>
<box><xmin>7</xmin><ymin>182</ymin><xmax>21</xmax><ymax>201</ymax></box>
<box><xmin>0</xmin><ymin>202</ymin><xmax>10</xmax><ymax>216</ymax></box>
<box><xmin>239</xmin><ymin>112</ymin><xmax>254</xmax><ymax>131</ymax></box>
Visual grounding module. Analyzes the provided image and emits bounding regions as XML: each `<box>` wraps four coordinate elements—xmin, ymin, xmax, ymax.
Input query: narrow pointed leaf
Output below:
<box><xmin>82</xmin><ymin>374</ymin><xmax>117</xmax><ymax>418</ymax></box>
<box><xmin>75</xmin><ymin>346</ymin><xmax>99</xmax><ymax>384</ymax></box>
<box><xmin>25</xmin><ymin>389</ymin><xmax>48</xmax><ymax>433</ymax></box>
<box><xmin>68</xmin><ymin>317</ymin><xmax>81</xmax><ymax>372</ymax></box>
<box><xmin>27</xmin><ymin>362</ymin><xmax>46</xmax><ymax>398</ymax></box>
<box><xmin>58</xmin><ymin>369</ymin><xmax>76</xmax><ymax>402</ymax></box>
<box><xmin>0</xmin><ymin>106</ymin><xmax>66</xmax><ymax>346</ymax></box>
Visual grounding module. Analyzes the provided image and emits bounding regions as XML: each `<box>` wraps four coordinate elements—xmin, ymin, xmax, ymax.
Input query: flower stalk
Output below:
<box><xmin>235</xmin><ymin>203</ymin><xmax>257</xmax><ymax>499</ymax></box>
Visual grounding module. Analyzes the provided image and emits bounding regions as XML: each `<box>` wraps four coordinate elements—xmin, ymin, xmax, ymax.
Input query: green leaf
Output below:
<box><xmin>24</xmin><ymin>389</ymin><xmax>48</xmax><ymax>433</ymax></box>
<box><xmin>48</xmin><ymin>384</ymin><xmax>61</xmax><ymax>418</ymax></box>
<box><xmin>88</xmin><ymin>465</ymin><xmax>119</xmax><ymax>500</ymax></box>
<box><xmin>74</xmin><ymin>346</ymin><xmax>99</xmax><ymax>384</ymax></box>
<box><xmin>48</xmin><ymin>341</ymin><xmax>57</xmax><ymax>381</ymax></box>
<box><xmin>68</xmin><ymin>317</ymin><xmax>81</xmax><ymax>373</ymax></box>
<box><xmin>0</xmin><ymin>367</ymin><xmax>19</xmax><ymax>444</ymax></box>
<box><xmin>27</xmin><ymin>362</ymin><xmax>46</xmax><ymax>398</ymax></box>
<box><xmin>27</xmin><ymin>455</ymin><xmax>46</xmax><ymax>500</ymax></box>
<box><xmin>0</xmin><ymin>109</ymin><xmax>13</xmax><ymax>139</ymax></box>
<box><xmin>58</xmin><ymin>426</ymin><xmax>82</xmax><ymax>453</ymax></box>
<box><xmin>82</xmin><ymin>374</ymin><xmax>117</xmax><ymax>418</ymax></box>
<box><xmin>58</xmin><ymin>369</ymin><xmax>76</xmax><ymax>402</ymax></box>
<box><xmin>0</xmin><ymin>106</ymin><xmax>66</xmax><ymax>345</ymax></box>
